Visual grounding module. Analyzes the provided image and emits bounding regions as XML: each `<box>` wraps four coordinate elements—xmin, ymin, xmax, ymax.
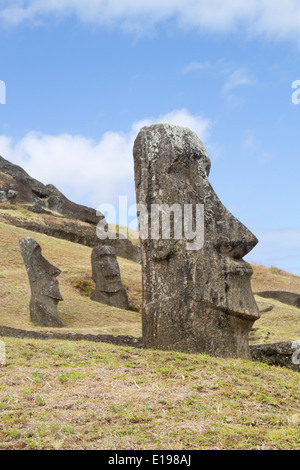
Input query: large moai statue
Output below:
<box><xmin>90</xmin><ymin>246</ymin><xmax>129</xmax><ymax>310</ymax></box>
<box><xmin>133</xmin><ymin>124</ymin><xmax>260</xmax><ymax>359</ymax></box>
<box><xmin>19</xmin><ymin>237</ymin><xmax>63</xmax><ymax>327</ymax></box>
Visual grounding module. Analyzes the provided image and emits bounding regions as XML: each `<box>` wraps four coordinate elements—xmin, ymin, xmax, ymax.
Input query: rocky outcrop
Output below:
<box><xmin>0</xmin><ymin>155</ymin><xmax>141</xmax><ymax>263</ymax></box>
<box><xmin>133</xmin><ymin>124</ymin><xmax>260</xmax><ymax>359</ymax></box>
<box><xmin>0</xmin><ymin>156</ymin><xmax>103</xmax><ymax>225</ymax></box>
<box><xmin>0</xmin><ymin>210</ymin><xmax>141</xmax><ymax>263</ymax></box>
<box><xmin>0</xmin><ymin>325</ymin><xmax>143</xmax><ymax>348</ymax></box>
<box><xmin>255</xmin><ymin>291</ymin><xmax>300</xmax><ymax>309</ymax></box>
<box><xmin>251</xmin><ymin>341</ymin><xmax>300</xmax><ymax>372</ymax></box>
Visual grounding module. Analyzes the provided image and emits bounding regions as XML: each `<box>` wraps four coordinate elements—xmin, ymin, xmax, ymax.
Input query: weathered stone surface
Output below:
<box><xmin>19</xmin><ymin>237</ymin><xmax>63</xmax><ymax>327</ymax></box>
<box><xmin>255</xmin><ymin>291</ymin><xmax>300</xmax><ymax>309</ymax></box>
<box><xmin>0</xmin><ymin>210</ymin><xmax>141</xmax><ymax>263</ymax></box>
<box><xmin>90</xmin><ymin>246</ymin><xmax>129</xmax><ymax>310</ymax></box>
<box><xmin>0</xmin><ymin>325</ymin><xmax>143</xmax><ymax>348</ymax></box>
<box><xmin>133</xmin><ymin>124</ymin><xmax>260</xmax><ymax>359</ymax></box>
<box><xmin>256</xmin><ymin>301</ymin><xmax>274</xmax><ymax>313</ymax></box>
<box><xmin>0</xmin><ymin>156</ymin><xmax>141</xmax><ymax>264</ymax></box>
<box><xmin>0</xmin><ymin>155</ymin><xmax>104</xmax><ymax>225</ymax></box>
<box><xmin>251</xmin><ymin>341</ymin><xmax>300</xmax><ymax>372</ymax></box>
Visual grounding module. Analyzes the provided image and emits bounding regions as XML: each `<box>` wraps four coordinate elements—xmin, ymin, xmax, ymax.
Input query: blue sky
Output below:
<box><xmin>0</xmin><ymin>1</ymin><xmax>299</xmax><ymax>275</ymax></box>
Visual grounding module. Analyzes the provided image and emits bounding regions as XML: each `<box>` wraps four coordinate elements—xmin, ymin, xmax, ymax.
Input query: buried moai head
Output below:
<box><xmin>133</xmin><ymin>124</ymin><xmax>260</xmax><ymax>359</ymax></box>
<box><xmin>19</xmin><ymin>237</ymin><xmax>63</xmax><ymax>327</ymax></box>
<box><xmin>90</xmin><ymin>246</ymin><xmax>129</xmax><ymax>310</ymax></box>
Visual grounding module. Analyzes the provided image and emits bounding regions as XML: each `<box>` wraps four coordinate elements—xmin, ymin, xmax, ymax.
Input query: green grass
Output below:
<box><xmin>0</xmin><ymin>337</ymin><xmax>300</xmax><ymax>450</ymax></box>
<box><xmin>1</xmin><ymin>216</ymin><xmax>300</xmax><ymax>449</ymax></box>
<box><xmin>251</xmin><ymin>296</ymin><xmax>300</xmax><ymax>345</ymax></box>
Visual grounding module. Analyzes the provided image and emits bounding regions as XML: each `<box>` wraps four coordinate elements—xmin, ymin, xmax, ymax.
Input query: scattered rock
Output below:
<box><xmin>256</xmin><ymin>301</ymin><xmax>274</xmax><ymax>313</ymax></box>
<box><xmin>255</xmin><ymin>291</ymin><xmax>300</xmax><ymax>309</ymax></box>
<box><xmin>251</xmin><ymin>341</ymin><xmax>300</xmax><ymax>372</ymax></box>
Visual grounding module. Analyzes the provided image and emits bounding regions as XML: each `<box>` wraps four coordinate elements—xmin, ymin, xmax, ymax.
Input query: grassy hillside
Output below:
<box><xmin>0</xmin><ymin>221</ymin><xmax>142</xmax><ymax>336</ymax></box>
<box><xmin>0</xmin><ymin>218</ymin><xmax>300</xmax><ymax>344</ymax></box>
<box><xmin>1</xmin><ymin>336</ymin><xmax>300</xmax><ymax>450</ymax></box>
<box><xmin>251</xmin><ymin>263</ymin><xmax>300</xmax><ymax>295</ymax></box>
<box><xmin>1</xmin><ymin>219</ymin><xmax>300</xmax><ymax>450</ymax></box>
<box><xmin>251</xmin><ymin>265</ymin><xmax>300</xmax><ymax>344</ymax></box>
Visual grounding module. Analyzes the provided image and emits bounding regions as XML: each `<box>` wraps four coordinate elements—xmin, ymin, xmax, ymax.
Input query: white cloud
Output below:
<box><xmin>182</xmin><ymin>61</ymin><xmax>211</xmax><ymax>75</ymax></box>
<box><xmin>0</xmin><ymin>108</ymin><xmax>211</xmax><ymax>209</ymax></box>
<box><xmin>222</xmin><ymin>68</ymin><xmax>255</xmax><ymax>106</ymax></box>
<box><xmin>2</xmin><ymin>1</ymin><xmax>300</xmax><ymax>43</ymax></box>
<box><xmin>132</xmin><ymin>108</ymin><xmax>211</xmax><ymax>141</ymax></box>
<box><xmin>222</xmin><ymin>69</ymin><xmax>255</xmax><ymax>94</ymax></box>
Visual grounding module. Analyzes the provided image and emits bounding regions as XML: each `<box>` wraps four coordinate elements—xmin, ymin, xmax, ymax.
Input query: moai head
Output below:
<box><xmin>19</xmin><ymin>237</ymin><xmax>63</xmax><ymax>327</ymax></box>
<box><xmin>90</xmin><ymin>246</ymin><xmax>129</xmax><ymax>310</ymax></box>
<box><xmin>133</xmin><ymin>124</ymin><xmax>260</xmax><ymax>359</ymax></box>
<box><xmin>91</xmin><ymin>246</ymin><xmax>123</xmax><ymax>293</ymax></box>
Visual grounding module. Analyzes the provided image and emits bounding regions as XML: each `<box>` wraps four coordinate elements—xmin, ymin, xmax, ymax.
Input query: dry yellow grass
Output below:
<box><xmin>1</xmin><ymin>219</ymin><xmax>300</xmax><ymax>345</ymax></box>
<box><xmin>251</xmin><ymin>263</ymin><xmax>300</xmax><ymax>295</ymax></box>
<box><xmin>1</xmin><ymin>219</ymin><xmax>300</xmax><ymax>450</ymax></box>
<box><xmin>0</xmin><ymin>222</ymin><xmax>142</xmax><ymax>336</ymax></box>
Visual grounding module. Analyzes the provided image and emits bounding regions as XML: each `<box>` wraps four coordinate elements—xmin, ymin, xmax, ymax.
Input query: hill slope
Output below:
<box><xmin>1</xmin><ymin>336</ymin><xmax>300</xmax><ymax>450</ymax></box>
<box><xmin>1</xmin><ymin>219</ymin><xmax>300</xmax><ymax>450</ymax></box>
<box><xmin>0</xmin><ymin>221</ymin><xmax>142</xmax><ymax>336</ymax></box>
<box><xmin>1</xmin><ymin>218</ymin><xmax>300</xmax><ymax>345</ymax></box>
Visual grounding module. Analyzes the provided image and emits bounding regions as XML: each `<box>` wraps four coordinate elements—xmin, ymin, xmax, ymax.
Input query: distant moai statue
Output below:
<box><xmin>133</xmin><ymin>124</ymin><xmax>260</xmax><ymax>359</ymax></box>
<box><xmin>90</xmin><ymin>246</ymin><xmax>129</xmax><ymax>310</ymax></box>
<box><xmin>19</xmin><ymin>237</ymin><xmax>63</xmax><ymax>327</ymax></box>
<box><xmin>0</xmin><ymin>80</ymin><xmax>6</xmax><ymax>105</ymax></box>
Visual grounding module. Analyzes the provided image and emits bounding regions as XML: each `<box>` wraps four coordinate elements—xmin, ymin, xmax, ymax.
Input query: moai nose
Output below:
<box><xmin>213</xmin><ymin>207</ymin><xmax>258</xmax><ymax>259</ymax></box>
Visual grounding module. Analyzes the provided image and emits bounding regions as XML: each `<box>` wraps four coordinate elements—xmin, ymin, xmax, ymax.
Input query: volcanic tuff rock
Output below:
<box><xmin>0</xmin><ymin>155</ymin><xmax>141</xmax><ymax>263</ymax></box>
<box><xmin>19</xmin><ymin>237</ymin><xmax>63</xmax><ymax>327</ymax></box>
<box><xmin>255</xmin><ymin>291</ymin><xmax>300</xmax><ymax>309</ymax></box>
<box><xmin>90</xmin><ymin>246</ymin><xmax>129</xmax><ymax>310</ymax></box>
<box><xmin>0</xmin><ymin>155</ymin><xmax>103</xmax><ymax>224</ymax></box>
<box><xmin>251</xmin><ymin>341</ymin><xmax>300</xmax><ymax>372</ymax></box>
<box><xmin>133</xmin><ymin>124</ymin><xmax>260</xmax><ymax>359</ymax></box>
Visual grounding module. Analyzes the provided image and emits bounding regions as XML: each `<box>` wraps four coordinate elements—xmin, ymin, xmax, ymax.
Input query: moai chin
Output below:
<box><xmin>19</xmin><ymin>237</ymin><xmax>63</xmax><ymax>327</ymax></box>
<box><xmin>133</xmin><ymin>124</ymin><xmax>260</xmax><ymax>359</ymax></box>
<box><xmin>90</xmin><ymin>246</ymin><xmax>129</xmax><ymax>310</ymax></box>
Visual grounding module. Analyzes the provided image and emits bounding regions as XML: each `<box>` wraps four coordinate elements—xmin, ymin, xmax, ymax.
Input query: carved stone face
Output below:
<box><xmin>91</xmin><ymin>246</ymin><xmax>122</xmax><ymax>293</ymax></box>
<box><xmin>133</xmin><ymin>124</ymin><xmax>260</xmax><ymax>358</ymax></box>
<box><xmin>19</xmin><ymin>237</ymin><xmax>63</xmax><ymax>328</ymax></box>
<box><xmin>20</xmin><ymin>238</ymin><xmax>63</xmax><ymax>301</ymax></box>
